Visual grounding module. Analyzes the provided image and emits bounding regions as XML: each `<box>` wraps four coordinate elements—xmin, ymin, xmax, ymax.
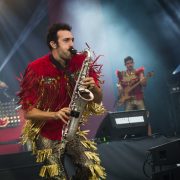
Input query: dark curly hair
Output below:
<box><xmin>46</xmin><ymin>23</ymin><xmax>72</xmax><ymax>50</ymax></box>
<box><xmin>124</xmin><ymin>56</ymin><xmax>134</xmax><ymax>64</ymax></box>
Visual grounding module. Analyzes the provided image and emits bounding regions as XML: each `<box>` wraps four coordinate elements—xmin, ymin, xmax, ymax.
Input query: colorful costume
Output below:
<box><xmin>116</xmin><ymin>67</ymin><xmax>145</xmax><ymax>111</ymax></box>
<box><xmin>18</xmin><ymin>53</ymin><xmax>106</xmax><ymax>179</ymax></box>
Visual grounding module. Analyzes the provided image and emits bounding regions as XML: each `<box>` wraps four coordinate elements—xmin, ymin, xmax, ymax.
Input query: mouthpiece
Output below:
<box><xmin>69</xmin><ymin>47</ymin><xmax>77</xmax><ymax>55</ymax></box>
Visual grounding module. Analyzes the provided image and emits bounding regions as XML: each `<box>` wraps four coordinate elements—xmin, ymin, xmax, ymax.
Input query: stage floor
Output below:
<box><xmin>0</xmin><ymin>135</ymin><xmax>179</xmax><ymax>180</ymax></box>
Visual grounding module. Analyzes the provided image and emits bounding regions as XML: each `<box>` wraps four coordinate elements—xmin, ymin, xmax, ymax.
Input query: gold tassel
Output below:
<box><xmin>84</xmin><ymin>151</ymin><xmax>101</xmax><ymax>163</ymax></box>
<box><xmin>36</xmin><ymin>149</ymin><xmax>52</xmax><ymax>162</ymax></box>
<box><xmin>88</xmin><ymin>165</ymin><xmax>96</xmax><ymax>179</ymax></box>
<box><xmin>78</xmin><ymin>102</ymin><xmax>106</xmax><ymax>124</ymax></box>
<box><xmin>93</xmin><ymin>164</ymin><xmax>106</xmax><ymax>179</ymax></box>
<box><xmin>81</xmin><ymin>141</ymin><xmax>90</xmax><ymax>149</ymax></box>
<box><xmin>81</xmin><ymin>140</ymin><xmax>97</xmax><ymax>150</ymax></box>
<box><xmin>86</xmin><ymin>102</ymin><xmax>106</xmax><ymax>115</ymax></box>
<box><xmin>31</xmin><ymin>141</ymin><xmax>36</xmax><ymax>154</ymax></box>
<box><xmin>39</xmin><ymin>164</ymin><xmax>59</xmax><ymax>177</ymax></box>
<box><xmin>76</xmin><ymin>130</ymin><xmax>89</xmax><ymax>140</ymax></box>
<box><xmin>21</xmin><ymin>120</ymin><xmax>45</xmax><ymax>145</ymax></box>
<box><xmin>88</xmin><ymin>164</ymin><xmax>106</xmax><ymax>180</ymax></box>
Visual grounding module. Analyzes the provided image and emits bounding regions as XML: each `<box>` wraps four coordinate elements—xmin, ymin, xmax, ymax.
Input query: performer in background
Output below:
<box><xmin>116</xmin><ymin>56</ymin><xmax>152</xmax><ymax>135</ymax></box>
<box><xmin>116</xmin><ymin>56</ymin><xmax>147</xmax><ymax>110</ymax></box>
<box><xmin>18</xmin><ymin>23</ymin><xmax>106</xmax><ymax>180</ymax></box>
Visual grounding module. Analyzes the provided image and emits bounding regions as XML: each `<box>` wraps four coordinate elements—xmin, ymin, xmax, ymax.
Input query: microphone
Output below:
<box><xmin>69</xmin><ymin>47</ymin><xmax>77</xmax><ymax>55</ymax></box>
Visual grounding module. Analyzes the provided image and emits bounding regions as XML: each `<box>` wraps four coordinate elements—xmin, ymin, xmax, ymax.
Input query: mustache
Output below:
<box><xmin>69</xmin><ymin>47</ymin><xmax>77</xmax><ymax>55</ymax></box>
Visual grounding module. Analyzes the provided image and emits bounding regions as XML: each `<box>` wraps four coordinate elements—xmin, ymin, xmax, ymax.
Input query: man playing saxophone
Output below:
<box><xmin>18</xmin><ymin>23</ymin><xmax>106</xmax><ymax>180</ymax></box>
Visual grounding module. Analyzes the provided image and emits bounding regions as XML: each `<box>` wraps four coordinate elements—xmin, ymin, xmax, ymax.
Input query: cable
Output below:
<box><xmin>143</xmin><ymin>152</ymin><xmax>152</xmax><ymax>179</ymax></box>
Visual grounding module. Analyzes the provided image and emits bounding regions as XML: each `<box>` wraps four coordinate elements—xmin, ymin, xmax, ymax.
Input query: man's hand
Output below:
<box><xmin>140</xmin><ymin>77</ymin><xmax>147</xmax><ymax>86</ymax></box>
<box><xmin>117</xmin><ymin>83</ymin><xmax>123</xmax><ymax>96</ymax></box>
<box><xmin>81</xmin><ymin>77</ymin><xmax>102</xmax><ymax>104</ymax></box>
<box><xmin>81</xmin><ymin>77</ymin><xmax>96</xmax><ymax>90</ymax></box>
<box><xmin>54</xmin><ymin>107</ymin><xmax>71</xmax><ymax>124</ymax></box>
<box><xmin>139</xmin><ymin>73</ymin><xmax>147</xmax><ymax>86</ymax></box>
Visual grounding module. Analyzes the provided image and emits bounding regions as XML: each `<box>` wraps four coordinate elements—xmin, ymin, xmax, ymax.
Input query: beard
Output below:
<box><xmin>61</xmin><ymin>50</ymin><xmax>72</xmax><ymax>61</ymax></box>
<box><xmin>128</xmin><ymin>66</ymin><xmax>133</xmax><ymax>71</ymax></box>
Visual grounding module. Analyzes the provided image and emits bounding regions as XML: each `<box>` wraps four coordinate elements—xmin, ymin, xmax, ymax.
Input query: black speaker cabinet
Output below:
<box><xmin>95</xmin><ymin>110</ymin><xmax>148</xmax><ymax>141</ymax></box>
<box><xmin>148</xmin><ymin>139</ymin><xmax>180</xmax><ymax>166</ymax></box>
<box><xmin>170</xmin><ymin>91</ymin><xmax>180</xmax><ymax>135</ymax></box>
<box><xmin>152</xmin><ymin>166</ymin><xmax>180</xmax><ymax>180</ymax></box>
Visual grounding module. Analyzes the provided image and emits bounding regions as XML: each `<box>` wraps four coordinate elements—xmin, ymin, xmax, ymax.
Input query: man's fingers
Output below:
<box><xmin>81</xmin><ymin>77</ymin><xmax>96</xmax><ymax>89</ymax></box>
<box><xmin>61</xmin><ymin>108</ymin><xmax>71</xmax><ymax>115</ymax></box>
<box><xmin>82</xmin><ymin>77</ymin><xmax>94</xmax><ymax>84</ymax></box>
<box><xmin>55</xmin><ymin>108</ymin><xmax>71</xmax><ymax>123</ymax></box>
<box><xmin>57</xmin><ymin>113</ymin><xmax>68</xmax><ymax>124</ymax></box>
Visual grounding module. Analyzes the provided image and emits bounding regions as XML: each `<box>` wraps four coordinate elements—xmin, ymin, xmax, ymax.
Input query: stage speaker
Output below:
<box><xmin>95</xmin><ymin>110</ymin><xmax>148</xmax><ymax>141</ymax></box>
<box><xmin>152</xmin><ymin>166</ymin><xmax>180</xmax><ymax>180</ymax></box>
<box><xmin>148</xmin><ymin>139</ymin><xmax>180</xmax><ymax>166</ymax></box>
<box><xmin>168</xmin><ymin>71</ymin><xmax>180</xmax><ymax>135</ymax></box>
<box><xmin>170</xmin><ymin>91</ymin><xmax>180</xmax><ymax>135</ymax></box>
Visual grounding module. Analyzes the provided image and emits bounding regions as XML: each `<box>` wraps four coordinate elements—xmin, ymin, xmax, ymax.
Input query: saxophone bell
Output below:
<box><xmin>78</xmin><ymin>87</ymin><xmax>94</xmax><ymax>102</ymax></box>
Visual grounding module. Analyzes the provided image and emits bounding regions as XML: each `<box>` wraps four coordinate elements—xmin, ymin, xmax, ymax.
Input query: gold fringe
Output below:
<box><xmin>93</xmin><ymin>164</ymin><xmax>106</xmax><ymax>179</ymax></box>
<box><xmin>89</xmin><ymin>164</ymin><xmax>106</xmax><ymax>180</ymax></box>
<box><xmin>76</xmin><ymin>130</ymin><xmax>89</xmax><ymax>140</ymax></box>
<box><xmin>20</xmin><ymin>119</ymin><xmax>45</xmax><ymax>153</ymax></box>
<box><xmin>21</xmin><ymin>120</ymin><xmax>44</xmax><ymax>142</ymax></box>
<box><xmin>81</xmin><ymin>140</ymin><xmax>97</xmax><ymax>150</ymax></box>
<box><xmin>89</xmin><ymin>165</ymin><xmax>96</xmax><ymax>179</ymax></box>
<box><xmin>39</xmin><ymin>164</ymin><xmax>59</xmax><ymax>177</ymax></box>
<box><xmin>86</xmin><ymin>102</ymin><xmax>106</xmax><ymax>115</ymax></box>
<box><xmin>31</xmin><ymin>141</ymin><xmax>36</xmax><ymax>154</ymax></box>
<box><xmin>36</xmin><ymin>149</ymin><xmax>52</xmax><ymax>162</ymax></box>
<box><xmin>79</xmin><ymin>102</ymin><xmax>106</xmax><ymax>124</ymax></box>
<box><xmin>84</xmin><ymin>151</ymin><xmax>101</xmax><ymax>163</ymax></box>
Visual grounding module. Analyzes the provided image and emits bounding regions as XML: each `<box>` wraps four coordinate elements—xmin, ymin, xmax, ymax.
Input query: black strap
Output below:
<box><xmin>49</xmin><ymin>54</ymin><xmax>65</xmax><ymax>70</ymax></box>
<box><xmin>49</xmin><ymin>54</ymin><xmax>76</xmax><ymax>87</ymax></box>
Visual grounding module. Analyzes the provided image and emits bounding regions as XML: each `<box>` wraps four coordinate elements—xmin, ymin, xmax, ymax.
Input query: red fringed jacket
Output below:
<box><xmin>116</xmin><ymin>67</ymin><xmax>145</xmax><ymax>100</ymax></box>
<box><xmin>18</xmin><ymin>53</ymin><xmax>99</xmax><ymax>140</ymax></box>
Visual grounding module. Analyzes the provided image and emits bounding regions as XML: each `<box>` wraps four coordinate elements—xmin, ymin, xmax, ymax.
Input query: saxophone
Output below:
<box><xmin>62</xmin><ymin>47</ymin><xmax>94</xmax><ymax>141</ymax></box>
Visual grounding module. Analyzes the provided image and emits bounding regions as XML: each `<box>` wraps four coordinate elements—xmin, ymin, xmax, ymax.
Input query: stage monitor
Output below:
<box><xmin>95</xmin><ymin>110</ymin><xmax>148</xmax><ymax>141</ymax></box>
<box><xmin>148</xmin><ymin>139</ymin><xmax>180</xmax><ymax>166</ymax></box>
<box><xmin>152</xmin><ymin>166</ymin><xmax>180</xmax><ymax>180</ymax></box>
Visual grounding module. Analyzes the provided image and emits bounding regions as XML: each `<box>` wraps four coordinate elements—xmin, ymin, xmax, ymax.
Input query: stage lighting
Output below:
<box><xmin>172</xmin><ymin>64</ymin><xmax>180</xmax><ymax>75</ymax></box>
<box><xmin>0</xmin><ymin>100</ymin><xmax>20</xmax><ymax>128</ymax></box>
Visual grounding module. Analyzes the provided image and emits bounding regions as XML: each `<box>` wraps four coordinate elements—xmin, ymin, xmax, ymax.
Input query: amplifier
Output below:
<box><xmin>148</xmin><ymin>139</ymin><xmax>180</xmax><ymax>166</ymax></box>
